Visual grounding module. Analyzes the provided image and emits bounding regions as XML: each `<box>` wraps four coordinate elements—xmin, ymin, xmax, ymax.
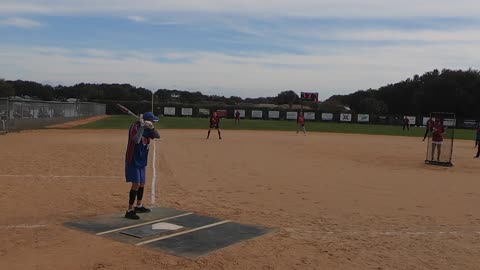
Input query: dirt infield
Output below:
<box><xmin>46</xmin><ymin>115</ymin><xmax>111</xmax><ymax>128</ymax></box>
<box><xmin>1</xmin><ymin>129</ymin><xmax>480</xmax><ymax>270</ymax></box>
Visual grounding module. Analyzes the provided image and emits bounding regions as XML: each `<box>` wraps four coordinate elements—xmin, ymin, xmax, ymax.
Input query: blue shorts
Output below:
<box><xmin>125</xmin><ymin>163</ymin><xmax>146</xmax><ymax>184</ymax></box>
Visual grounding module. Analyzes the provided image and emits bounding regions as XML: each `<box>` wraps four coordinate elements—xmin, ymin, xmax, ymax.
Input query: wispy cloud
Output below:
<box><xmin>1</xmin><ymin>1</ymin><xmax>479</xmax><ymax>98</ymax></box>
<box><xmin>84</xmin><ymin>49</ymin><xmax>114</xmax><ymax>58</ymax></box>
<box><xmin>1</xmin><ymin>44</ymin><xmax>478</xmax><ymax>98</ymax></box>
<box><xmin>0</xmin><ymin>3</ymin><xmax>50</xmax><ymax>14</ymax></box>
<box><xmin>127</xmin><ymin>15</ymin><xmax>146</xmax><ymax>23</ymax></box>
<box><xmin>0</xmin><ymin>17</ymin><xmax>42</xmax><ymax>28</ymax></box>
<box><xmin>1</xmin><ymin>0</ymin><xmax>480</xmax><ymax>18</ymax></box>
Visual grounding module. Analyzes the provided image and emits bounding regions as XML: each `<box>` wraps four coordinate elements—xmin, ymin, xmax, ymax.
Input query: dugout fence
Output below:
<box><xmin>0</xmin><ymin>98</ymin><xmax>7</xmax><ymax>134</ymax></box>
<box><xmin>0</xmin><ymin>98</ymin><xmax>106</xmax><ymax>133</ymax></box>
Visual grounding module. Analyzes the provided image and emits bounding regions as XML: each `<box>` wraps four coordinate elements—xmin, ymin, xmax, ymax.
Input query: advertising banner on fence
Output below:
<box><xmin>286</xmin><ymin>111</ymin><xmax>298</xmax><ymax>120</ymax></box>
<box><xmin>181</xmin><ymin>108</ymin><xmax>193</xmax><ymax>116</ymax></box>
<box><xmin>199</xmin><ymin>108</ymin><xmax>210</xmax><ymax>116</ymax></box>
<box><xmin>268</xmin><ymin>111</ymin><xmax>280</xmax><ymax>119</ymax></box>
<box><xmin>443</xmin><ymin>118</ymin><xmax>456</xmax><ymax>127</ymax></box>
<box><xmin>321</xmin><ymin>113</ymin><xmax>333</xmax><ymax>121</ymax></box>
<box><xmin>357</xmin><ymin>114</ymin><xmax>369</xmax><ymax>122</ymax></box>
<box><xmin>340</xmin><ymin>113</ymin><xmax>352</xmax><ymax>122</ymax></box>
<box><xmin>304</xmin><ymin>112</ymin><xmax>315</xmax><ymax>120</ymax></box>
<box><xmin>251</xmin><ymin>110</ymin><xmax>263</xmax><ymax>118</ymax></box>
<box><xmin>463</xmin><ymin>120</ymin><xmax>476</xmax><ymax>128</ymax></box>
<box><xmin>164</xmin><ymin>107</ymin><xmax>175</xmax><ymax>116</ymax></box>
<box><xmin>234</xmin><ymin>110</ymin><xmax>245</xmax><ymax>118</ymax></box>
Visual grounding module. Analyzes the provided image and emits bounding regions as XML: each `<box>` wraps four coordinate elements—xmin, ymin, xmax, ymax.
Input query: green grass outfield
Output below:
<box><xmin>76</xmin><ymin>115</ymin><xmax>476</xmax><ymax>140</ymax></box>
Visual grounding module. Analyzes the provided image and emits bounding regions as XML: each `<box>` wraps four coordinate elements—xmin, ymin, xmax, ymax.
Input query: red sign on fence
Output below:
<box><xmin>216</xmin><ymin>110</ymin><xmax>227</xmax><ymax>117</ymax></box>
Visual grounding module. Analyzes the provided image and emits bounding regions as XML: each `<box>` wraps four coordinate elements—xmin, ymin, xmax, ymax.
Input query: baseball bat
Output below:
<box><xmin>116</xmin><ymin>104</ymin><xmax>139</xmax><ymax>119</ymax></box>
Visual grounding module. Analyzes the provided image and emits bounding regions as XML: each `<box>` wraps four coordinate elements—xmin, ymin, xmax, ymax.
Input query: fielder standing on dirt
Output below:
<box><xmin>206</xmin><ymin>111</ymin><xmax>222</xmax><ymax>140</ymax></box>
<box><xmin>124</xmin><ymin>112</ymin><xmax>160</xmax><ymax>219</ymax></box>
<box><xmin>297</xmin><ymin>111</ymin><xmax>306</xmax><ymax>135</ymax></box>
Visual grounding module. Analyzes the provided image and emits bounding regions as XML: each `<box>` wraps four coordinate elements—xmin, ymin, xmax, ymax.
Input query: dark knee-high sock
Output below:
<box><xmin>137</xmin><ymin>187</ymin><xmax>144</xmax><ymax>202</ymax></box>
<box><xmin>129</xmin><ymin>189</ymin><xmax>137</xmax><ymax>207</ymax></box>
<box><xmin>207</xmin><ymin>130</ymin><xmax>211</xmax><ymax>138</ymax></box>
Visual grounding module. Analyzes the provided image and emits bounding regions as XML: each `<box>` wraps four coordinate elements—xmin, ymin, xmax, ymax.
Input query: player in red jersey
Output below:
<box><xmin>206</xmin><ymin>111</ymin><xmax>222</xmax><ymax>139</ymax></box>
<box><xmin>296</xmin><ymin>111</ymin><xmax>306</xmax><ymax>135</ymax></box>
<box><xmin>431</xmin><ymin>118</ymin><xmax>445</xmax><ymax>161</ymax></box>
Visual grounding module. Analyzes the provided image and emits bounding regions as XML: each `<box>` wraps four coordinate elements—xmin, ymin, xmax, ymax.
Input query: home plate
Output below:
<box><xmin>119</xmin><ymin>222</ymin><xmax>183</xmax><ymax>238</ymax></box>
<box><xmin>152</xmin><ymin>222</ymin><xmax>183</xmax><ymax>231</ymax></box>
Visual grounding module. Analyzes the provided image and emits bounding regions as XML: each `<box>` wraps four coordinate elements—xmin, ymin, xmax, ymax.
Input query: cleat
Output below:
<box><xmin>125</xmin><ymin>210</ymin><xmax>140</xmax><ymax>219</ymax></box>
<box><xmin>134</xmin><ymin>206</ymin><xmax>151</xmax><ymax>213</ymax></box>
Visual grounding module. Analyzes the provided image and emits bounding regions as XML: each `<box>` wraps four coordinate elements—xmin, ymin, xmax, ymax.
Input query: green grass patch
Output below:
<box><xmin>75</xmin><ymin>115</ymin><xmax>476</xmax><ymax>140</ymax></box>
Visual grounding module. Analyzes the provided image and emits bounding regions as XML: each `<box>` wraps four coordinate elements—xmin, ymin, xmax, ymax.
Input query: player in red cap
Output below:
<box><xmin>206</xmin><ymin>111</ymin><xmax>222</xmax><ymax>139</ymax></box>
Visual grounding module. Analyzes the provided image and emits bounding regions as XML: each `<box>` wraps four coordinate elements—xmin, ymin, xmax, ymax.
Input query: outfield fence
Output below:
<box><xmin>154</xmin><ymin>105</ymin><xmax>472</xmax><ymax>128</ymax></box>
<box><xmin>0</xmin><ymin>98</ymin><xmax>106</xmax><ymax>133</ymax></box>
<box><xmin>101</xmin><ymin>101</ymin><xmax>475</xmax><ymax>129</ymax></box>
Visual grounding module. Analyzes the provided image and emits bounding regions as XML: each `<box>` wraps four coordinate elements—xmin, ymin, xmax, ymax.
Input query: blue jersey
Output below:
<box><xmin>125</xmin><ymin>123</ymin><xmax>156</xmax><ymax>167</ymax></box>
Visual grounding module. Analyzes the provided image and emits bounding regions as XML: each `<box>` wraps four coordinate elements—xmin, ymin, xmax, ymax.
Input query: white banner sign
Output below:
<box><xmin>181</xmin><ymin>108</ymin><xmax>193</xmax><ymax>116</ymax></box>
<box><xmin>164</xmin><ymin>107</ymin><xmax>175</xmax><ymax>116</ymax></box>
<box><xmin>340</xmin><ymin>113</ymin><xmax>352</xmax><ymax>122</ymax></box>
<box><xmin>251</xmin><ymin>110</ymin><xmax>263</xmax><ymax>118</ymax></box>
<box><xmin>286</xmin><ymin>111</ymin><xmax>298</xmax><ymax>120</ymax></box>
<box><xmin>463</xmin><ymin>120</ymin><xmax>476</xmax><ymax>128</ymax></box>
<box><xmin>234</xmin><ymin>110</ymin><xmax>245</xmax><ymax>118</ymax></box>
<box><xmin>443</xmin><ymin>118</ymin><xmax>456</xmax><ymax>127</ymax></box>
<box><xmin>268</xmin><ymin>111</ymin><xmax>280</xmax><ymax>119</ymax></box>
<box><xmin>304</xmin><ymin>112</ymin><xmax>315</xmax><ymax>120</ymax></box>
<box><xmin>198</xmin><ymin>108</ymin><xmax>209</xmax><ymax>116</ymax></box>
<box><xmin>357</xmin><ymin>114</ymin><xmax>369</xmax><ymax>122</ymax></box>
<box><xmin>321</xmin><ymin>113</ymin><xmax>334</xmax><ymax>121</ymax></box>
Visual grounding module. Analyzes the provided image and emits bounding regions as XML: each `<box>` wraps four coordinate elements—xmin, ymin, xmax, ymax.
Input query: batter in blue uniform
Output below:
<box><xmin>125</xmin><ymin>112</ymin><xmax>160</xmax><ymax>219</ymax></box>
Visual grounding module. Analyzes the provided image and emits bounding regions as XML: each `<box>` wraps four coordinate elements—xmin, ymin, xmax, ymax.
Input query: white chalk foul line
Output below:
<box><xmin>151</xmin><ymin>139</ymin><xmax>157</xmax><ymax>205</ymax></box>
<box><xmin>0</xmin><ymin>175</ymin><xmax>121</xmax><ymax>178</ymax></box>
<box><xmin>323</xmin><ymin>231</ymin><xmax>480</xmax><ymax>236</ymax></box>
<box><xmin>96</xmin><ymin>212</ymin><xmax>194</xmax><ymax>236</ymax></box>
<box><xmin>135</xmin><ymin>220</ymin><xmax>231</xmax><ymax>246</ymax></box>
<box><xmin>0</xmin><ymin>224</ymin><xmax>47</xmax><ymax>229</ymax></box>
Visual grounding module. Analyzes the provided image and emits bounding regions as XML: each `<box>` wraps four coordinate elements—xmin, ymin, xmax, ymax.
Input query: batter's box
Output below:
<box><xmin>144</xmin><ymin>221</ymin><xmax>271</xmax><ymax>258</ymax></box>
<box><xmin>64</xmin><ymin>207</ymin><xmax>272</xmax><ymax>258</ymax></box>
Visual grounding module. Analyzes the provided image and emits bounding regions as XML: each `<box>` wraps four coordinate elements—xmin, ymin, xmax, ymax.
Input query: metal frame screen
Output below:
<box><xmin>425</xmin><ymin>112</ymin><xmax>455</xmax><ymax>167</ymax></box>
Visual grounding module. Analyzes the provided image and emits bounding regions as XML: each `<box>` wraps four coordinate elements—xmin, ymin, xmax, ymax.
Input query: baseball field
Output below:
<box><xmin>1</xmin><ymin>116</ymin><xmax>480</xmax><ymax>270</ymax></box>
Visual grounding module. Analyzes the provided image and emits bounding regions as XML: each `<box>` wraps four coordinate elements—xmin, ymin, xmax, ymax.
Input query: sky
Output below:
<box><xmin>0</xmin><ymin>1</ymin><xmax>480</xmax><ymax>99</ymax></box>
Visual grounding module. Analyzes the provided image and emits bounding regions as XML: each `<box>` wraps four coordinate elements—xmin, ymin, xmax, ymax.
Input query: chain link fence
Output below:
<box><xmin>0</xmin><ymin>98</ymin><xmax>105</xmax><ymax>133</ymax></box>
<box><xmin>0</xmin><ymin>98</ymin><xmax>8</xmax><ymax>134</ymax></box>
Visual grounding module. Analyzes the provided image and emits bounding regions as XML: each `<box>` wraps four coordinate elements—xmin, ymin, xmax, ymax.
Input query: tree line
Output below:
<box><xmin>326</xmin><ymin>69</ymin><xmax>480</xmax><ymax>118</ymax></box>
<box><xmin>2</xmin><ymin>68</ymin><xmax>480</xmax><ymax>117</ymax></box>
